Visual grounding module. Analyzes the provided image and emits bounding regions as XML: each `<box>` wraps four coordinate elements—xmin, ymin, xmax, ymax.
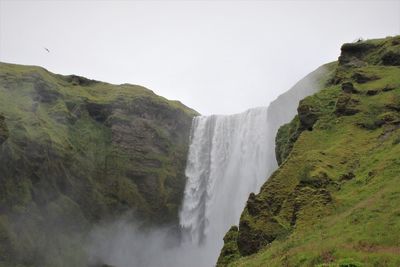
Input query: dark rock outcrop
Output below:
<box><xmin>382</xmin><ymin>50</ymin><xmax>400</xmax><ymax>66</ymax></box>
<box><xmin>338</xmin><ymin>41</ymin><xmax>376</xmax><ymax>67</ymax></box>
<box><xmin>352</xmin><ymin>72</ymin><xmax>380</xmax><ymax>84</ymax></box>
<box><xmin>217</xmin><ymin>226</ymin><xmax>240</xmax><ymax>266</ymax></box>
<box><xmin>335</xmin><ymin>94</ymin><xmax>360</xmax><ymax>116</ymax></box>
<box><xmin>298</xmin><ymin>102</ymin><xmax>319</xmax><ymax>130</ymax></box>
<box><xmin>341</xmin><ymin>82</ymin><xmax>359</xmax><ymax>94</ymax></box>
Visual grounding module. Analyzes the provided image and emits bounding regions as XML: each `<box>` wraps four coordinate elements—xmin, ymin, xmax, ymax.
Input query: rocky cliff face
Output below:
<box><xmin>0</xmin><ymin>62</ymin><xmax>197</xmax><ymax>266</ymax></box>
<box><xmin>218</xmin><ymin>36</ymin><xmax>400</xmax><ymax>266</ymax></box>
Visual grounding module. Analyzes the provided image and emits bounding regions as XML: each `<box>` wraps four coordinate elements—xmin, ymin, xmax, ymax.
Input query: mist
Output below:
<box><xmin>0</xmin><ymin>1</ymin><xmax>398</xmax><ymax>266</ymax></box>
<box><xmin>84</xmin><ymin>63</ymin><xmax>330</xmax><ymax>267</ymax></box>
<box><xmin>0</xmin><ymin>59</ymin><xmax>331</xmax><ymax>267</ymax></box>
<box><xmin>87</xmin><ymin>217</ymin><xmax>217</xmax><ymax>267</ymax></box>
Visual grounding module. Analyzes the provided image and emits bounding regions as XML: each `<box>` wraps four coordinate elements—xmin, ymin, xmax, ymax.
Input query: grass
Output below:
<box><xmin>0</xmin><ymin>61</ymin><xmax>197</xmax><ymax>266</ymax></box>
<box><xmin>219</xmin><ymin>35</ymin><xmax>400</xmax><ymax>267</ymax></box>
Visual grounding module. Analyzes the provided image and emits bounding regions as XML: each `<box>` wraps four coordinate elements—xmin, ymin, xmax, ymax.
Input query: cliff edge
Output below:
<box><xmin>0</xmin><ymin>62</ymin><xmax>198</xmax><ymax>266</ymax></box>
<box><xmin>218</xmin><ymin>35</ymin><xmax>400</xmax><ymax>266</ymax></box>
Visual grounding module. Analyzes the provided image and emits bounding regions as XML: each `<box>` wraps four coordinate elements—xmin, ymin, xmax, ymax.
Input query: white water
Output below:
<box><xmin>179</xmin><ymin>107</ymin><xmax>277</xmax><ymax>265</ymax></box>
<box><xmin>87</xmin><ymin>107</ymin><xmax>277</xmax><ymax>266</ymax></box>
<box><xmin>88</xmin><ymin>66</ymin><xmax>327</xmax><ymax>267</ymax></box>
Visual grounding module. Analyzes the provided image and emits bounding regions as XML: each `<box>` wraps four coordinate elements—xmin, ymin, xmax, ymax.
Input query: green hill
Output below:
<box><xmin>0</xmin><ymin>62</ymin><xmax>197</xmax><ymax>266</ymax></box>
<box><xmin>218</xmin><ymin>36</ymin><xmax>400</xmax><ymax>267</ymax></box>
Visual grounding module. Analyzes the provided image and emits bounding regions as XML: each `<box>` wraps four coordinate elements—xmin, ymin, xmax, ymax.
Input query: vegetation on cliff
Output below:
<box><xmin>218</xmin><ymin>36</ymin><xmax>400</xmax><ymax>266</ymax></box>
<box><xmin>0</xmin><ymin>62</ymin><xmax>197</xmax><ymax>266</ymax></box>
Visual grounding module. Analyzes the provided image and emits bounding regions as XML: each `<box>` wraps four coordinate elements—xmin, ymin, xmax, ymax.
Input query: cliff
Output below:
<box><xmin>218</xmin><ymin>36</ymin><xmax>400</xmax><ymax>266</ymax></box>
<box><xmin>0</xmin><ymin>62</ymin><xmax>197</xmax><ymax>266</ymax></box>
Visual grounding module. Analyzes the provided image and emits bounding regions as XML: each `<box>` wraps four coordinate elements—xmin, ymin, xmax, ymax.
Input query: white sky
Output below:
<box><xmin>1</xmin><ymin>0</ymin><xmax>399</xmax><ymax>115</ymax></box>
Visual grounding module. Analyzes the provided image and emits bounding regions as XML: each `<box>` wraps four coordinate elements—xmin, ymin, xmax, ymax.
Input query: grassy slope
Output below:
<box><xmin>0</xmin><ymin>62</ymin><xmax>197</xmax><ymax>266</ymax></box>
<box><xmin>218</xmin><ymin>36</ymin><xmax>400</xmax><ymax>267</ymax></box>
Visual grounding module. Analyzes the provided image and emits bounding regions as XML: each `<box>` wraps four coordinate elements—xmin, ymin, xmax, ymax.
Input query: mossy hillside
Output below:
<box><xmin>218</xmin><ymin>35</ymin><xmax>400</xmax><ymax>266</ymax></box>
<box><xmin>0</xmin><ymin>62</ymin><xmax>198</xmax><ymax>266</ymax></box>
<box><xmin>268</xmin><ymin>62</ymin><xmax>338</xmax><ymax>166</ymax></box>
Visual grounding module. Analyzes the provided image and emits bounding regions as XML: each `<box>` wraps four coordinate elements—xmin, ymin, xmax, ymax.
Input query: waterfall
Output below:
<box><xmin>178</xmin><ymin>65</ymin><xmax>328</xmax><ymax>265</ymax></box>
<box><xmin>87</xmin><ymin>65</ymin><xmax>327</xmax><ymax>267</ymax></box>
<box><xmin>179</xmin><ymin>107</ymin><xmax>277</xmax><ymax>261</ymax></box>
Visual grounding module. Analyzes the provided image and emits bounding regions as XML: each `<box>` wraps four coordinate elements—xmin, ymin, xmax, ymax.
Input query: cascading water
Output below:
<box><xmin>88</xmin><ymin>66</ymin><xmax>327</xmax><ymax>267</ymax></box>
<box><xmin>179</xmin><ymin>107</ymin><xmax>277</xmax><ymax>263</ymax></box>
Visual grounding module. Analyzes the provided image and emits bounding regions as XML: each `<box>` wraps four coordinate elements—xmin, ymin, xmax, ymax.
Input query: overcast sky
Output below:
<box><xmin>0</xmin><ymin>1</ymin><xmax>399</xmax><ymax>115</ymax></box>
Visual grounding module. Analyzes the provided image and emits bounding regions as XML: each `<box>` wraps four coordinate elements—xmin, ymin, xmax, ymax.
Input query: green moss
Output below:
<box><xmin>219</xmin><ymin>35</ymin><xmax>400</xmax><ymax>266</ymax></box>
<box><xmin>217</xmin><ymin>226</ymin><xmax>241</xmax><ymax>266</ymax></box>
<box><xmin>0</xmin><ymin>61</ymin><xmax>198</xmax><ymax>266</ymax></box>
<box><xmin>275</xmin><ymin>116</ymin><xmax>301</xmax><ymax>165</ymax></box>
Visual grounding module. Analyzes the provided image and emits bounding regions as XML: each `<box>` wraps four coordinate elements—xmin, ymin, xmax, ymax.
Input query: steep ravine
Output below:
<box><xmin>218</xmin><ymin>36</ymin><xmax>400</xmax><ymax>266</ymax></box>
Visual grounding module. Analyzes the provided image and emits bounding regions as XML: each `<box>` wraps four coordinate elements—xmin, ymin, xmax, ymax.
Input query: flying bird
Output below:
<box><xmin>44</xmin><ymin>47</ymin><xmax>50</xmax><ymax>53</ymax></box>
